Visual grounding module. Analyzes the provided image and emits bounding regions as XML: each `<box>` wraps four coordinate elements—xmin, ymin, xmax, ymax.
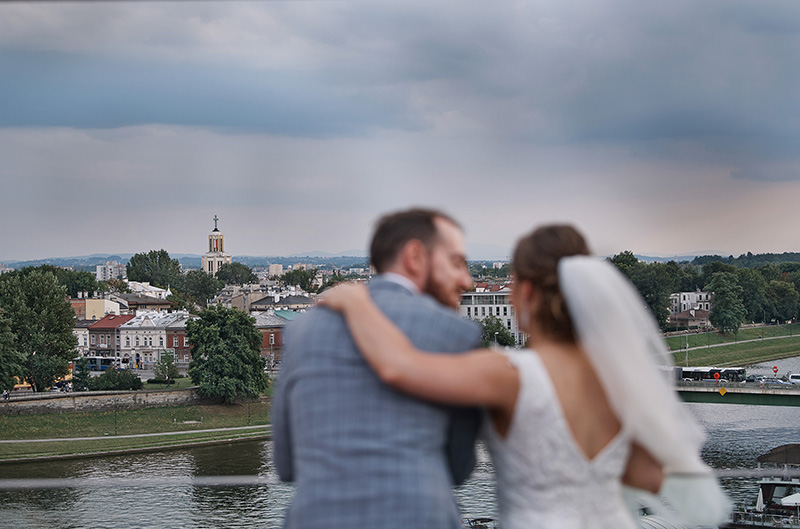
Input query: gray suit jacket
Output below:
<box><xmin>272</xmin><ymin>277</ymin><xmax>482</xmax><ymax>529</ymax></box>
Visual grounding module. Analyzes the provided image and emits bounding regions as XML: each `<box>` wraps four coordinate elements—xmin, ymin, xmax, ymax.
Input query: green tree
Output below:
<box><xmin>280</xmin><ymin>268</ymin><xmax>318</xmax><ymax>293</ymax></box>
<box><xmin>187</xmin><ymin>306</ymin><xmax>268</xmax><ymax>403</ymax></box>
<box><xmin>0</xmin><ymin>310</ymin><xmax>24</xmax><ymax>391</ymax></box>
<box><xmin>319</xmin><ymin>273</ymin><xmax>347</xmax><ymax>293</ymax></box>
<box><xmin>182</xmin><ymin>270</ymin><xmax>223</xmax><ymax>308</ymax></box>
<box><xmin>90</xmin><ymin>367</ymin><xmax>143</xmax><ymax>391</ymax></box>
<box><xmin>7</xmin><ymin>265</ymin><xmax>100</xmax><ymax>298</ymax></box>
<box><xmin>609</xmin><ymin>251</ymin><xmax>640</xmax><ymax>280</ymax></box>
<box><xmin>0</xmin><ymin>270</ymin><xmax>77</xmax><ymax>391</ymax></box>
<box><xmin>72</xmin><ymin>357</ymin><xmax>93</xmax><ymax>392</ymax></box>
<box><xmin>736</xmin><ymin>268</ymin><xmax>768</xmax><ymax>322</ymax></box>
<box><xmin>104</xmin><ymin>277</ymin><xmax>131</xmax><ymax>294</ymax></box>
<box><xmin>127</xmin><ymin>250</ymin><xmax>183</xmax><ymax>289</ymax></box>
<box><xmin>708</xmin><ymin>272</ymin><xmax>747</xmax><ymax>334</ymax></box>
<box><xmin>766</xmin><ymin>280</ymin><xmax>799</xmax><ymax>323</ymax></box>
<box><xmin>479</xmin><ymin>315</ymin><xmax>516</xmax><ymax>347</ymax></box>
<box><xmin>700</xmin><ymin>262</ymin><xmax>737</xmax><ymax>289</ymax></box>
<box><xmin>154</xmin><ymin>351</ymin><xmax>180</xmax><ymax>382</ymax></box>
<box><xmin>216</xmin><ymin>262</ymin><xmax>258</xmax><ymax>285</ymax></box>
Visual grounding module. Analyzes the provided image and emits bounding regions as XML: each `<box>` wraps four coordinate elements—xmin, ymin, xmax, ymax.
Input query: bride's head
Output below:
<box><xmin>512</xmin><ymin>225</ymin><xmax>590</xmax><ymax>344</ymax></box>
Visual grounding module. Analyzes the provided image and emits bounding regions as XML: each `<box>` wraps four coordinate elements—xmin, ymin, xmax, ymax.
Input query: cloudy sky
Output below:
<box><xmin>2</xmin><ymin>0</ymin><xmax>800</xmax><ymax>261</ymax></box>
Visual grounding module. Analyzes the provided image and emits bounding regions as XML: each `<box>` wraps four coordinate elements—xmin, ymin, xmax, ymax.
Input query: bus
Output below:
<box><xmin>83</xmin><ymin>356</ymin><xmax>115</xmax><ymax>372</ymax></box>
<box><xmin>679</xmin><ymin>367</ymin><xmax>746</xmax><ymax>382</ymax></box>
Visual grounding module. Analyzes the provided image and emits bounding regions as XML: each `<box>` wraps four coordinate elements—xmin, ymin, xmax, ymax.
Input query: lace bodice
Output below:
<box><xmin>483</xmin><ymin>349</ymin><xmax>638</xmax><ymax>529</ymax></box>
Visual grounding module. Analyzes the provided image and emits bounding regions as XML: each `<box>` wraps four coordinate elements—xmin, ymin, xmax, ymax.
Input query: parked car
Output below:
<box><xmin>789</xmin><ymin>374</ymin><xmax>800</xmax><ymax>385</ymax></box>
<box><xmin>761</xmin><ymin>377</ymin><xmax>792</xmax><ymax>386</ymax></box>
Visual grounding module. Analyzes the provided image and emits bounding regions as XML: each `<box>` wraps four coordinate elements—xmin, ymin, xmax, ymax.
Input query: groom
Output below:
<box><xmin>272</xmin><ymin>208</ymin><xmax>482</xmax><ymax>529</ymax></box>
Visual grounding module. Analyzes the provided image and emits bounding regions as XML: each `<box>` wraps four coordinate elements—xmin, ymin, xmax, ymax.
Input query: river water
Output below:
<box><xmin>2</xmin><ymin>355</ymin><xmax>800</xmax><ymax>528</ymax></box>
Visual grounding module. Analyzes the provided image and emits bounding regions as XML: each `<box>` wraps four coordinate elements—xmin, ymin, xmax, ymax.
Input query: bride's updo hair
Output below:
<box><xmin>513</xmin><ymin>225</ymin><xmax>590</xmax><ymax>343</ymax></box>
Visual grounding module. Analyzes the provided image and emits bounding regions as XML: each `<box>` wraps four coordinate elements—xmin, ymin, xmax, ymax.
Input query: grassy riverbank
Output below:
<box><xmin>672</xmin><ymin>338</ymin><xmax>800</xmax><ymax>368</ymax></box>
<box><xmin>0</xmin><ymin>401</ymin><xmax>270</xmax><ymax>462</ymax></box>
<box><xmin>665</xmin><ymin>323</ymin><xmax>800</xmax><ymax>350</ymax></box>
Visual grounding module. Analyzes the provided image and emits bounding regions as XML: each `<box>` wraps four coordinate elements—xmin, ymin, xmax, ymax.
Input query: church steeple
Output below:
<box><xmin>201</xmin><ymin>215</ymin><xmax>231</xmax><ymax>274</ymax></box>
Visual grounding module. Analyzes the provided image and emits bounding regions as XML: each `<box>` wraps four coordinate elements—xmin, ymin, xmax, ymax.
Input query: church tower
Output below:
<box><xmin>201</xmin><ymin>215</ymin><xmax>232</xmax><ymax>275</ymax></box>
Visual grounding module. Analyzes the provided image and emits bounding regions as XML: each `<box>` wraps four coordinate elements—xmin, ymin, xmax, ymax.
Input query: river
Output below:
<box><xmin>3</xmin><ymin>355</ymin><xmax>800</xmax><ymax>528</ymax></box>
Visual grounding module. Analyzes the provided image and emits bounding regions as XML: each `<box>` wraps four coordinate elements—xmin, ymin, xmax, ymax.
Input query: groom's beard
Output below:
<box><xmin>422</xmin><ymin>266</ymin><xmax>459</xmax><ymax>311</ymax></box>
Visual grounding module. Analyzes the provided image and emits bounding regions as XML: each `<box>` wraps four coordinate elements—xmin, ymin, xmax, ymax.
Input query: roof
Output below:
<box><xmin>274</xmin><ymin>309</ymin><xmax>302</xmax><ymax>321</ymax></box>
<box><xmin>253</xmin><ymin>312</ymin><xmax>289</xmax><ymax>327</ymax></box>
<box><xmin>252</xmin><ymin>295</ymin><xmax>314</xmax><ymax>307</ymax></box>
<box><xmin>120</xmin><ymin>311</ymin><xmax>194</xmax><ymax>329</ymax></box>
<box><xmin>116</xmin><ymin>293</ymin><xmax>172</xmax><ymax>306</ymax></box>
<box><xmin>758</xmin><ymin>444</ymin><xmax>800</xmax><ymax>465</ymax></box>
<box><xmin>88</xmin><ymin>314</ymin><xmax>136</xmax><ymax>330</ymax></box>
<box><xmin>672</xmin><ymin>309</ymin><xmax>711</xmax><ymax>319</ymax></box>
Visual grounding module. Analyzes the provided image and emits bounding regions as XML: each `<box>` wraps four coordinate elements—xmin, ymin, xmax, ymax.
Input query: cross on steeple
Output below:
<box><xmin>213</xmin><ymin>215</ymin><xmax>219</xmax><ymax>230</ymax></box>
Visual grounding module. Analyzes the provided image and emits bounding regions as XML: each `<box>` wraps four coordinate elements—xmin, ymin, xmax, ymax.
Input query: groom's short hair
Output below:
<box><xmin>370</xmin><ymin>208</ymin><xmax>461</xmax><ymax>273</ymax></box>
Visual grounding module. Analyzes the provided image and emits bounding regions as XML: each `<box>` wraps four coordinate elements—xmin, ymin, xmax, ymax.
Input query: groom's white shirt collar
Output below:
<box><xmin>380</xmin><ymin>272</ymin><xmax>420</xmax><ymax>294</ymax></box>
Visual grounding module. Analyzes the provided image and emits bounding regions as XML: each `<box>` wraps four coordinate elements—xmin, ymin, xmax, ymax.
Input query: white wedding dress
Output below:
<box><xmin>483</xmin><ymin>349</ymin><xmax>639</xmax><ymax>529</ymax></box>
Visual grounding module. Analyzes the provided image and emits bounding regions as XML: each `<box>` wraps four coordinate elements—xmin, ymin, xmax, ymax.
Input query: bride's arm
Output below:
<box><xmin>622</xmin><ymin>442</ymin><xmax>664</xmax><ymax>493</ymax></box>
<box><xmin>321</xmin><ymin>283</ymin><xmax>518</xmax><ymax>409</ymax></box>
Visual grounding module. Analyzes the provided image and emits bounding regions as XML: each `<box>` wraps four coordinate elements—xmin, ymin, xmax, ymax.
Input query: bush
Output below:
<box><xmin>146</xmin><ymin>378</ymin><xmax>176</xmax><ymax>385</ymax></box>
<box><xmin>90</xmin><ymin>367</ymin><xmax>143</xmax><ymax>391</ymax></box>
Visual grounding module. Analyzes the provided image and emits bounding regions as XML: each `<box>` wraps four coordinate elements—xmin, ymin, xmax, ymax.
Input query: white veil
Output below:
<box><xmin>558</xmin><ymin>256</ymin><xmax>730</xmax><ymax>525</ymax></box>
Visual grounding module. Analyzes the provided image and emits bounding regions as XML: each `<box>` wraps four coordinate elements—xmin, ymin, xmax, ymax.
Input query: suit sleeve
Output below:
<box><xmin>442</xmin><ymin>318</ymin><xmax>483</xmax><ymax>485</ymax></box>
<box><xmin>272</xmin><ymin>327</ymin><xmax>296</xmax><ymax>482</ymax></box>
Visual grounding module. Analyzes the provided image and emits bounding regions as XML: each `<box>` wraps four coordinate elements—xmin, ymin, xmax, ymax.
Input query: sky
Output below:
<box><xmin>2</xmin><ymin>0</ymin><xmax>800</xmax><ymax>261</ymax></box>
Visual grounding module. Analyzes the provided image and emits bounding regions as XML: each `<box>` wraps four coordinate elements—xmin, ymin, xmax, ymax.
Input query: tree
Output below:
<box><xmin>0</xmin><ymin>270</ymin><xmax>77</xmax><ymax>391</ymax></box>
<box><xmin>708</xmin><ymin>272</ymin><xmax>747</xmax><ymax>334</ymax></box>
<box><xmin>766</xmin><ymin>280</ymin><xmax>799</xmax><ymax>323</ymax></box>
<box><xmin>187</xmin><ymin>306</ymin><xmax>268</xmax><ymax>403</ymax></box>
<box><xmin>90</xmin><ymin>366</ymin><xmax>143</xmax><ymax>391</ymax></box>
<box><xmin>72</xmin><ymin>357</ymin><xmax>93</xmax><ymax>392</ymax></box>
<box><xmin>6</xmin><ymin>265</ymin><xmax>100</xmax><ymax>298</ymax></box>
<box><xmin>154</xmin><ymin>351</ymin><xmax>180</xmax><ymax>382</ymax></box>
<box><xmin>280</xmin><ymin>268</ymin><xmax>318</xmax><ymax>293</ymax></box>
<box><xmin>0</xmin><ymin>310</ymin><xmax>24</xmax><ymax>391</ymax></box>
<box><xmin>216</xmin><ymin>262</ymin><xmax>258</xmax><ymax>285</ymax></box>
<box><xmin>104</xmin><ymin>277</ymin><xmax>131</xmax><ymax>294</ymax></box>
<box><xmin>736</xmin><ymin>268</ymin><xmax>768</xmax><ymax>322</ymax></box>
<box><xmin>127</xmin><ymin>249</ymin><xmax>183</xmax><ymax>289</ymax></box>
<box><xmin>609</xmin><ymin>251</ymin><xmax>640</xmax><ymax>280</ymax></box>
<box><xmin>479</xmin><ymin>315</ymin><xmax>516</xmax><ymax>347</ymax></box>
<box><xmin>182</xmin><ymin>269</ymin><xmax>223</xmax><ymax>308</ymax></box>
<box><xmin>700</xmin><ymin>261</ymin><xmax>737</xmax><ymax>289</ymax></box>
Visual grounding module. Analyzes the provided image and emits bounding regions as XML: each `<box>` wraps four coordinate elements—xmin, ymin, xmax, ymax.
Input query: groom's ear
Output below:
<box><xmin>400</xmin><ymin>239</ymin><xmax>430</xmax><ymax>280</ymax></box>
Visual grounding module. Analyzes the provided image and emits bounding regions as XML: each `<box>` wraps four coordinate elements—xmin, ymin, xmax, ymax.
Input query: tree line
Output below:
<box><xmin>609</xmin><ymin>251</ymin><xmax>800</xmax><ymax>334</ymax></box>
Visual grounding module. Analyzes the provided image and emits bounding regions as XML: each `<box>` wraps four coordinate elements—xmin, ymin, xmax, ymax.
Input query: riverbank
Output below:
<box><xmin>0</xmin><ymin>401</ymin><xmax>271</xmax><ymax>463</ymax></box>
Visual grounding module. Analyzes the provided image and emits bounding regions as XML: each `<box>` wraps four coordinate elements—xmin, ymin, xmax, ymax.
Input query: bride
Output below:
<box><xmin>321</xmin><ymin>224</ymin><xmax>729</xmax><ymax>529</ymax></box>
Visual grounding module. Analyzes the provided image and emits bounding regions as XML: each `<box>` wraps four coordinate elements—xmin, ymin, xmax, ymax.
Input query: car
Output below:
<box><xmin>761</xmin><ymin>377</ymin><xmax>792</xmax><ymax>386</ymax></box>
<box><xmin>789</xmin><ymin>374</ymin><xmax>800</xmax><ymax>385</ymax></box>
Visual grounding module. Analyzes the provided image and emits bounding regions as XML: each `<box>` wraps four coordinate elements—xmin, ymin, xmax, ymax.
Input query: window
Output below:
<box><xmin>481</xmin><ymin>307</ymin><xmax>485</xmax><ymax>316</ymax></box>
<box><xmin>159</xmin><ymin>337</ymin><xmax>163</xmax><ymax>346</ymax></box>
<box><xmin>135</xmin><ymin>337</ymin><xmax>139</xmax><ymax>346</ymax></box>
<box><xmin>173</xmin><ymin>337</ymin><xmax>178</xmax><ymax>347</ymax></box>
<box><xmin>269</xmin><ymin>333</ymin><xmax>275</xmax><ymax>345</ymax></box>
<box><xmin>116</xmin><ymin>335</ymin><xmax>120</xmax><ymax>346</ymax></box>
<box><xmin>503</xmin><ymin>307</ymin><xmax>508</xmax><ymax>316</ymax></box>
<box><xmin>183</xmin><ymin>336</ymin><xmax>188</xmax><ymax>347</ymax></box>
<box><xmin>91</xmin><ymin>334</ymin><xmax>95</xmax><ymax>345</ymax></box>
<box><xmin>126</xmin><ymin>336</ymin><xmax>130</xmax><ymax>346</ymax></box>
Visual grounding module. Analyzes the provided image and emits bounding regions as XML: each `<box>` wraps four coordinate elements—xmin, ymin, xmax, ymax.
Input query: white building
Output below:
<box><xmin>95</xmin><ymin>261</ymin><xmax>126</xmax><ymax>281</ymax></box>
<box><xmin>201</xmin><ymin>215</ymin><xmax>232</xmax><ymax>275</ymax></box>
<box><xmin>119</xmin><ymin>311</ymin><xmax>194</xmax><ymax>369</ymax></box>
<box><xmin>126</xmin><ymin>281</ymin><xmax>169</xmax><ymax>300</ymax></box>
<box><xmin>459</xmin><ymin>285</ymin><xmax>524</xmax><ymax>345</ymax></box>
<box><xmin>669</xmin><ymin>290</ymin><xmax>713</xmax><ymax>316</ymax></box>
<box><xmin>268</xmin><ymin>264</ymin><xmax>284</xmax><ymax>277</ymax></box>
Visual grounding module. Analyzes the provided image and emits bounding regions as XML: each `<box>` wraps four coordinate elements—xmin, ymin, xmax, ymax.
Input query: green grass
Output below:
<box><xmin>0</xmin><ymin>401</ymin><xmax>270</xmax><ymax>442</ymax></box>
<box><xmin>665</xmin><ymin>323</ymin><xmax>800</xmax><ymax>350</ymax></box>
<box><xmin>0</xmin><ymin>429</ymin><xmax>268</xmax><ymax>461</ymax></box>
<box><xmin>671</xmin><ymin>337</ymin><xmax>800</xmax><ymax>367</ymax></box>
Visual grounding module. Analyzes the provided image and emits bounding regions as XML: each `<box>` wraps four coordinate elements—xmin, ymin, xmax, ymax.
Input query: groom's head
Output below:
<box><xmin>370</xmin><ymin>208</ymin><xmax>472</xmax><ymax>309</ymax></box>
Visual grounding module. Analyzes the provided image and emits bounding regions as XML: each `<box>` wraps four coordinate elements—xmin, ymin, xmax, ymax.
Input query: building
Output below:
<box><xmin>251</xmin><ymin>294</ymin><xmax>315</xmax><ymax>312</ymax></box>
<box><xmin>96</xmin><ymin>261</ymin><xmax>126</xmax><ymax>281</ymax></box>
<box><xmin>0</xmin><ymin>264</ymin><xmax>15</xmax><ymax>275</ymax></box>
<box><xmin>112</xmin><ymin>293</ymin><xmax>172</xmax><ymax>313</ymax></box>
<box><xmin>268</xmin><ymin>264</ymin><xmax>284</xmax><ymax>277</ymax></box>
<box><xmin>119</xmin><ymin>311</ymin><xmax>195</xmax><ymax>371</ymax></box>
<box><xmin>671</xmin><ymin>309</ymin><xmax>711</xmax><ymax>330</ymax></box>
<box><xmin>87</xmin><ymin>314</ymin><xmax>136</xmax><ymax>365</ymax></box>
<box><xmin>670</xmin><ymin>290</ymin><xmax>713</xmax><ymax>316</ymax></box>
<box><xmin>201</xmin><ymin>215</ymin><xmax>232</xmax><ymax>275</ymax></box>
<box><xmin>73</xmin><ymin>319</ymin><xmax>94</xmax><ymax>356</ymax></box>
<box><xmin>253</xmin><ymin>311</ymin><xmax>292</xmax><ymax>368</ymax></box>
<box><xmin>459</xmin><ymin>285</ymin><xmax>524</xmax><ymax>345</ymax></box>
<box><xmin>127</xmin><ymin>281</ymin><xmax>169</xmax><ymax>300</ymax></box>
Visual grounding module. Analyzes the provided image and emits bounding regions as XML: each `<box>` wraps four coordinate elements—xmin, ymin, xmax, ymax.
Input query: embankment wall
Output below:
<box><xmin>0</xmin><ymin>388</ymin><xmax>220</xmax><ymax>415</ymax></box>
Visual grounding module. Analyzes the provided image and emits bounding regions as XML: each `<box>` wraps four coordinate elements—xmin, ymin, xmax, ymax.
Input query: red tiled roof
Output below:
<box><xmin>88</xmin><ymin>314</ymin><xmax>135</xmax><ymax>329</ymax></box>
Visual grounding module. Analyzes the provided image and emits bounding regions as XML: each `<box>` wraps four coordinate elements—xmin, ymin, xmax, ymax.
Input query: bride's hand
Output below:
<box><xmin>319</xmin><ymin>282</ymin><xmax>370</xmax><ymax>313</ymax></box>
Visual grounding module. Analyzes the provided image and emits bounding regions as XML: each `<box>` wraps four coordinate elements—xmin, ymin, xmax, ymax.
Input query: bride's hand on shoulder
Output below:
<box><xmin>318</xmin><ymin>282</ymin><xmax>370</xmax><ymax>313</ymax></box>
